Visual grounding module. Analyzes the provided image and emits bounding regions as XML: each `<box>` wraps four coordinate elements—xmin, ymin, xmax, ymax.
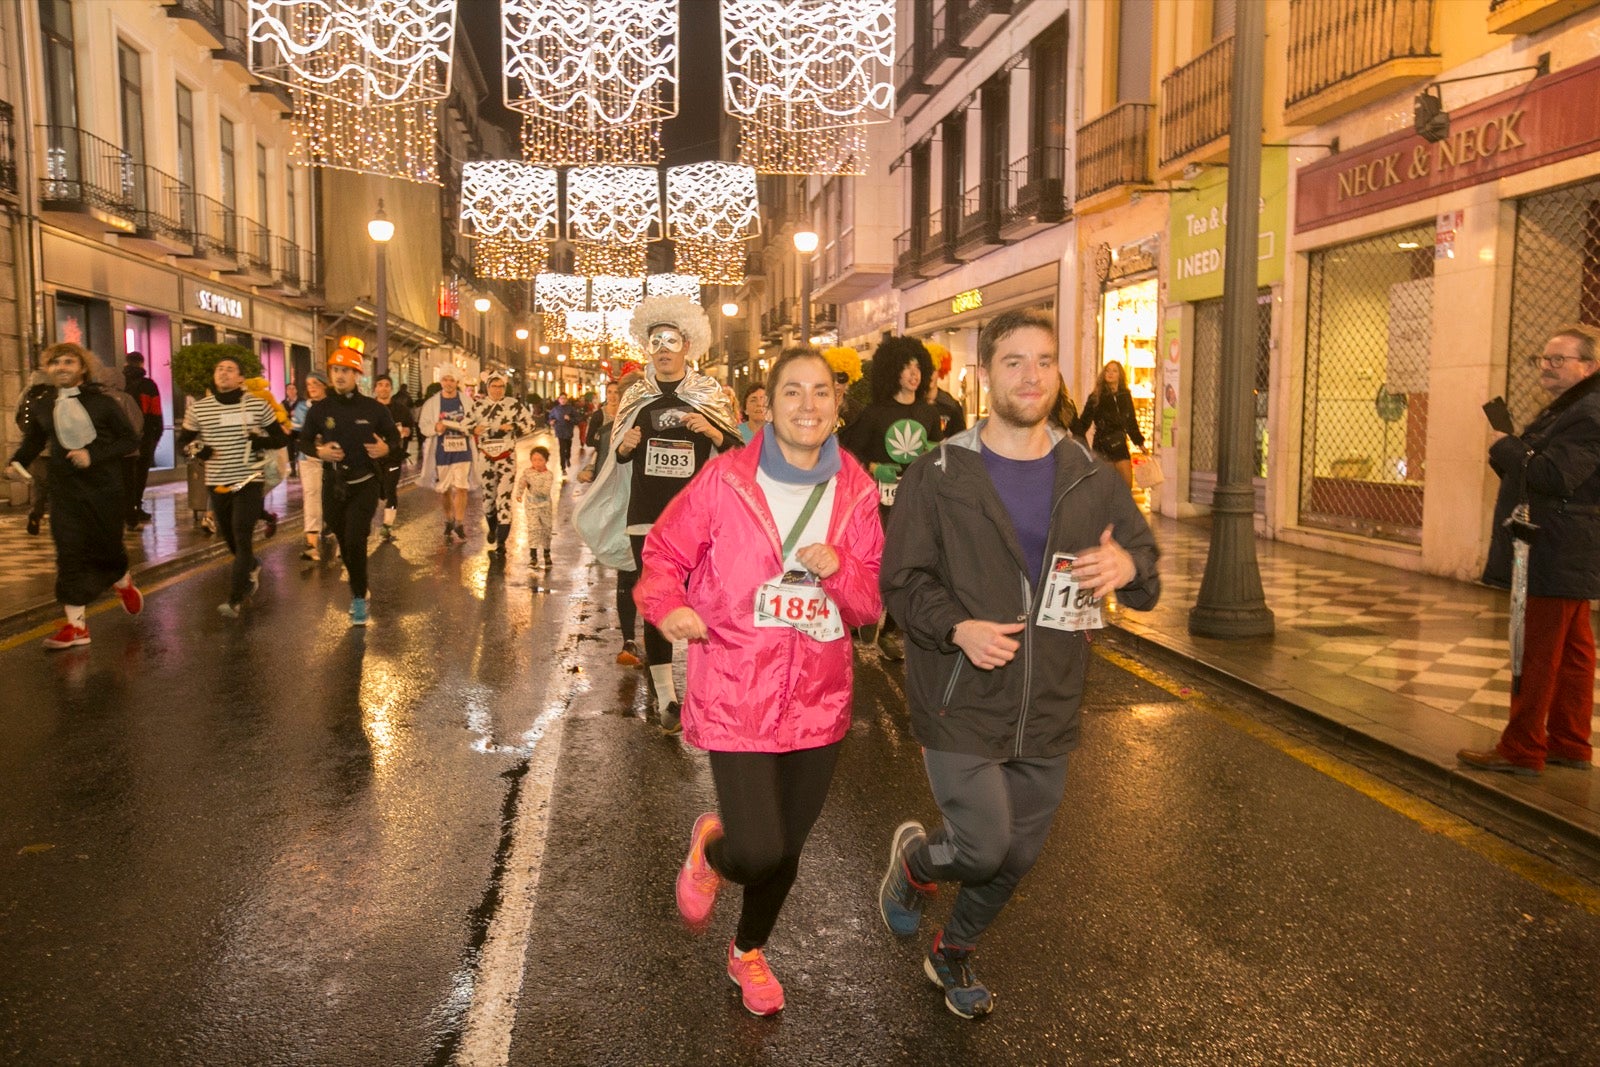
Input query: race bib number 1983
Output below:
<box><xmin>644</xmin><ymin>438</ymin><xmax>696</xmax><ymax>478</ymax></box>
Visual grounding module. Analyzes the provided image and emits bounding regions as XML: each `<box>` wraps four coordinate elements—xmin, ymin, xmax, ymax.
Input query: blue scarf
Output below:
<box><xmin>759</xmin><ymin>426</ymin><xmax>840</xmax><ymax>485</ymax></box>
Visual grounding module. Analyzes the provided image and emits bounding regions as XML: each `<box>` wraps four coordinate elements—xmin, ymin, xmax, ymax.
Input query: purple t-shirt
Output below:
<box><xmin>981</xmin><ymin>443</ymin><xmax>1057</xmax><ymax>583</ymax></box>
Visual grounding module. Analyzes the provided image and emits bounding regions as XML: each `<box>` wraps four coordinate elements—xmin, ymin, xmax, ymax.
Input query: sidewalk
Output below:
<box><xmin>0</xmin><ymin>474</ymin><xmax>312</xmax><ymax>632</ymax></box>
<box><xmin>1112</xmin><ymin>514</ymin><xmax>1600</xmax><ymax>853</ymax></box>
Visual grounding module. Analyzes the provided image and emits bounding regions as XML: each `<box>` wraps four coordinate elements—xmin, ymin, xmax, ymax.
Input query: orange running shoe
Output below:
<box><xmin>727</xmin><ymin>941</ymin><xmax>785</xmax><ymax>1016</ymax></box>
<box><xmin>675</xmin><ymin>811</ymin><xmax>723</xmax><ymax>931</ymax></box>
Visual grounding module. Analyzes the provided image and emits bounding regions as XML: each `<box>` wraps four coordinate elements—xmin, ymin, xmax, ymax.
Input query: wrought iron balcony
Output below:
<box><xmin>37</xmin><ymin>125</ymin><xmax>139</xmax><ymax>227</ymax></box>
<box><xmin>895</xmin><ymin>50</ymin><xmax>929</xmax><ymax>102</ymax></box>
<box><xmin>1002</xmin><ymin>145</ymin><xmax>1069</xmax><ymax>236</ymax></box>
<box><xmin>917</xmin><ymin>208</ymin><xmax>960</xmax><ymax>277</ymax></box>
<box><xmin>1285</xmin><ymin>0</ymin><xmax>1440</xmax><ymax>125</ymax></box>
<box><xmin>958</xmin><ymin>0</ymin><xmax>1012</xmax><ymax>48</ymax></box>
<box><xmin>226</xmin><ymin>219</ymin><xmax>274</xmax><ymax>283</ymax></box>
<box><xmin>1159</xmin><ymin>35</ymin><xmax>1234</xmax><ymax>170</ymax></box>
<box><xmin>0</xmin><ymin>101</ymin><xmax>15</xmax><ymax>199</ymax></box>
<box><xmin>954</xmin><ymin>181</ymin><xmax>1005</xmax><ymax>260</ymax></box>
<box><xmin>115</xmin><ymin>163</ymin><xmax>197</xmax><ymax>254</ymax></box>
<box><xmin>924</xmin><ymin>3</ymin><xmax>969</xmax><ymax>86</ymax></box>
<box><xmin>182</xmin><ymin>192</ymin><xmax>240</xmax><ymax>267</ymax></box>
<box><xmin>1075</xmin><ymin>103</ymin><xmax>1153</xmax><ymax>204</ymax></box>
<box><xmin>1488</xmin><ymin>0</ymin><xmax>1600</xmax><ymax>35</ymax></box>
<box><xmin>894</xmin><ymin>228</ymin><xmax>919</xmax><ymax>287</ymax></box>
<box><xmin>165</xmin><ymin>0</ymin><xmax>250</xmax><ymax>67</ymax></box>
<box><xmin>272</xmin><ymin>236</ymin><xmax>303</xmax><ymax>292</ymax></box>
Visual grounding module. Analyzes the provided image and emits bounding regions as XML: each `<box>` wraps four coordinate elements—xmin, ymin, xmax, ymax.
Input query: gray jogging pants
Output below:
<box><xmin>909</xmin><ymin>748</ymin><xmax>1070</xmax><ymax>947</ymax></box>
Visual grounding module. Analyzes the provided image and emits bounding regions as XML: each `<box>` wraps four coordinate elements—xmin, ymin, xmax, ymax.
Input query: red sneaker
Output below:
<box><xmin>675</xmin><ymin>812</ymin><xmax>723</xmax><ymax>932</ymax></box>
<box><xmin>116</xmin><ymin>581</ymin><xmax>144</xmax><ymax>616</ymax></box>
<box><xmin>727</xmin><ymin>941</ymin><xmax>785</xmax><ymax>1016</ymax></box>
<box><xmin>42</xmin><ymin>624</ymin><xmax>90</xmax><ymax>650</ymax></box>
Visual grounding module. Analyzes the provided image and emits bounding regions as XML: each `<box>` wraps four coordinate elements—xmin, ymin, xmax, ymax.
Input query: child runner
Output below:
<box><xmin>514</xmin><ymin>445</ymin><xmax>556</xmax><ymax>567</ymax></box>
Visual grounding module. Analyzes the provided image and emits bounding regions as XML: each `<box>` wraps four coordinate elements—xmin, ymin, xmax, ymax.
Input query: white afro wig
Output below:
<box><xmin>629</xmin><ymin>295</ymin><xmax>711</xmax><ymax>362</ymax></box>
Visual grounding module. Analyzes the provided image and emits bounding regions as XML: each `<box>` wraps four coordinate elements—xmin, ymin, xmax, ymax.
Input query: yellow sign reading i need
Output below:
<box><xmin>1168</xmin><ymin>148</ymin><xmax>1287</xmax><ymax>304</ymax></box>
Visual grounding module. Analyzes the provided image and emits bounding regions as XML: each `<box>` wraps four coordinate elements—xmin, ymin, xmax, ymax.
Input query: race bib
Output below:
<box><xmin>644</xmin><ymin>438</ymin><xmax>696</xmax><ymax>478</ymax></box>
<box><xmin>878</xmin><ymin>480</ymin><xmax>898</xmax><ymax>508</ymax></box>
<box><xmin>221</xmin><ymin>407</ymin><xmax>250</xmax><ymax>428</ymax></box>
<box><xmin>442</xmin><ymin>435</ymin><xmax>468</xmax><ymax>454</ymax></box>
<box><xmin>754</xmin><ymin>574</ymin><xmax>846</xmax><ymax>642</ymax></box>
<box><xmin>1036</xmin><ymin>553</ymin><xmax>1104</xmax><ymax>632</ymax></box>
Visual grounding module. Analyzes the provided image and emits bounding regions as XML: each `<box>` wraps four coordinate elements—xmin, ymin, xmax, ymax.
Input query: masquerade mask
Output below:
<box><xmin>647</xmin><ymin>326</ymin><xmax>685</xmax><ymax>354</ymax></box>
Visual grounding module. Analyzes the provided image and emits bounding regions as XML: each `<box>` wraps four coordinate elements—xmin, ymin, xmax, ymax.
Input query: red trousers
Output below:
<box><xmin>1499</xmin><ymin>595</ymin><xmax>1595</xmax><ymax>770</ymax></box>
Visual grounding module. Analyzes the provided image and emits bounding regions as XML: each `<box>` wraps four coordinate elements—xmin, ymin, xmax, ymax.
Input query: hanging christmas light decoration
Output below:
<box><xmin>568</xmin><ymin>166</ymin><xmax>662</xmax><ymax>278</ymax></box>
<box><xmin>503</xmin><ymin>0</ymin><xmax>678</xmax><ymax>165</ymax></box>
<box><xmin>646</xmin><ymin>273</ymin><xmax>703</xmax><ymax>303</ymax></box>
<box><xmin>566</xmin><ymin>310</ymin><xmax>606</xmax><ymax>344</ymax></box>
<box><xmin>534</xmin><ymin>273</ymin><xmax>589</xmax><ymax>312</ymax></box>
<box><xmin>542</xmin><ymin>312</ymin><xmax>569</xmax><ymax>343</ymax></box>
<box><xmin>591</xmin><ymin>276</ymin><xmax>645</xmax><ymax>310</ymax></box>
<box><xmin>460</xmin><ymin>161</ymin><xmax>557</xmax><ymax>279</ymax></box>
<box><xmin>665</xmin><ymin>161</ymin><xmax>759</xmax><ymax>284</ymax></box>
<box><xmin>720</xmin><ymin>0</ymin><xmax>894</xmax><ymax>175</ymax></box>
<box><xmin>250</xmin><ymin>0</ymin><xmax>459</xmax><ymax>183</ymax></box>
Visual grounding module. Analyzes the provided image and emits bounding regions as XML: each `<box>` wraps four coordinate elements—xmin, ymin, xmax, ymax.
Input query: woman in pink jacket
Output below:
<box><xmin>636</xmin><ymin>347</ymin><xmax>883</xmax><ymax>1017</ymax></box>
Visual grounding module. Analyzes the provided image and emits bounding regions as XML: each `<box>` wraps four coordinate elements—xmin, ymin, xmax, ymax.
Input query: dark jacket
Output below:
<box><xmin>123</xmin><ymin>367</ymin><xmax>163</xmax><ymax>445</ymax></box>
<box><xmin>1072</xmin><ymin>387</ymin><xmax>1144</xmax><ymax>461</ymax></box>
<box><xmin>299</xmin><ymin>389</ymin><xmax>401</xmax><ymax>483</ymax></box>
<box><xmin>11</xmin><ymin>382</ymin><xmax>139</xmax><ymax>474</ymax></box>
<box><xmin>1483</xmin><ymin>369</ymin><xmax>1600</xmax><ymax>599</ymax></box>
<box><xmin>881</xmin><ymin>422</ymin><xmax>1160</xmax><ymax>759</ymax></box>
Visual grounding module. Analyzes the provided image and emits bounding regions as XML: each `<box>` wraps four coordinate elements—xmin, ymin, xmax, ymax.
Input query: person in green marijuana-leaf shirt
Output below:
<box><xmin>839</xmin><ymin>336</ymin><xmax>945</xmax><ymax>661</ymax></box>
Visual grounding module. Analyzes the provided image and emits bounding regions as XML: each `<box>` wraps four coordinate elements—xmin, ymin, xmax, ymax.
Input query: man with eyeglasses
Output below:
<box><xmin>1460</xmin><ymin>324</ymin><xmax>1600</xmax><ymax>776</ymax></box>
<box><xmin>574</xmin><ymin>295</ymin><xmax>742</xmax><ymax>734</ymax></box>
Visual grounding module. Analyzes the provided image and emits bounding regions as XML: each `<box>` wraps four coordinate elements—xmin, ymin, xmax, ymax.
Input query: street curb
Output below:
<box><xmin>1102</xmin><ymin>623</ymin><xmax>1600</xmax><ymax>863</ymax></box>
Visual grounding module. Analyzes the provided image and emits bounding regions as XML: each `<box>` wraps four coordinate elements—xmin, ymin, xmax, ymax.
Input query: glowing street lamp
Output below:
<box><xmin>474</xmin><ymin>296</ymin><xmax>491</xmax><ymax>361</ymax></box>
<box><xmin>368</xmin><ymin>199</ymin><xmax>394</xmax><ymax>376</ymax></box>
<box><xmin>793</xmin><ymin>230</ymin><xmax>818</xmax><ymax>342</ymax></box>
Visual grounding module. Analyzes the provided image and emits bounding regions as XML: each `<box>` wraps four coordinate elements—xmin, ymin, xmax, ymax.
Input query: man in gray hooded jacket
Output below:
<box><xmin>876</xmin><ymin>308</ymin><xmax>1160</xmax><ymax>1019</ymax></box>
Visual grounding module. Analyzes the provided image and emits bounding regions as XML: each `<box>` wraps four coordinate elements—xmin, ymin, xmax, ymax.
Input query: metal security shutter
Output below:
<box><xmin>1507</xmin><ymin>178</ymin><xmax>1600</xmax><ymax>425</ymax></box>
<box><xmin>1190</xmin><ymin>290</ymin><xmax>1271</xmax><ymax>508</ymax></box>
<box><xmin>1300</xmin><ymin>226</ymin><xmax>1433</xmax><ymax>544</ymax></box>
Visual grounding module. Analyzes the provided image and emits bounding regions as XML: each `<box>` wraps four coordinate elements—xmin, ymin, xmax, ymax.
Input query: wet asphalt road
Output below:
<box><xmin>3</xmin><ymin>471</ymin><xmax>1600</xmax><ymax>1066</ymax></box>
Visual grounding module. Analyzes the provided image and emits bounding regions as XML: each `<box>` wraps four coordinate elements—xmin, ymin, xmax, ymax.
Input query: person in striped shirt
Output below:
<box><xmin>177</xmin><ymin>355</ymin><xmax>289</xmax><ymax>617</ymax></box>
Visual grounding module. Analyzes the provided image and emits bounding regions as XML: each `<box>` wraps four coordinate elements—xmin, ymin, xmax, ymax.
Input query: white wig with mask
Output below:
<box><xmin>629</xmin><ymin>295</ymin><xmax>710</xmax><ymax>362</ymax></box>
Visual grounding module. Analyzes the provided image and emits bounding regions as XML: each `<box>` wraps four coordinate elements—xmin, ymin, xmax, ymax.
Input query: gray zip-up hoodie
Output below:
<box><xmin>881</xmin><ymin>420</ymin><xmax>1160</xmax><ymax>758</ymax></box>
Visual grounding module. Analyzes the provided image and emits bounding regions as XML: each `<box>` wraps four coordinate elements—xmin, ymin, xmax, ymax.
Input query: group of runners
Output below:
<box><xmin>574</xmin><ymin>301</ymin><xmax>1161</xmax><ymax>1020</ymax></box>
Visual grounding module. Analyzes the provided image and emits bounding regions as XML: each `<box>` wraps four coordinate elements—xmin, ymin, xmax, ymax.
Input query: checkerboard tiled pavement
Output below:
<box><xmin>1110</xmin><ymin>515</ymin><xmax>1599</xmax><ymax>846</ymax></box>
<box><xmin>0</xmin><ymin>473</ymin><xmax>306</xmax><ymax>625</ymax></box>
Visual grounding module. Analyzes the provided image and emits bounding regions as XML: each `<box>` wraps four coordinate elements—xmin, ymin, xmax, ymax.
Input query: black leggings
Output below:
<box><xmin>705</xmin><ymin>742</ymin><xmax>841</xmax><ymax>952</ymax></box>
<box><xmin>629</xmin><ymin>534</ymin><xmax>672</xmax><ymax>665</ymax></box>
<box><xmin>324</xmin><ymin>474</ymin><xmax>380</xmax><ymax>598</ymax></box>
<box><xmin>212</xmin><ymin>482</ymin><xmax>264</xmax><ymax>604</ymax></box>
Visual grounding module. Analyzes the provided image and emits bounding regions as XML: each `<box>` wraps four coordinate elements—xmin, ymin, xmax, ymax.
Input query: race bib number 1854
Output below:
<box><xmin>1036</xmin><ymin>553</ymin><xmax>1104</xmax><ymax>632</ymax></box>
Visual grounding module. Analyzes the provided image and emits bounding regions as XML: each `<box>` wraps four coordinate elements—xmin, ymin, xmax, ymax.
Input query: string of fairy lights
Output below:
<box><xmin>247</xmin><ymin>0</ymin><xmax>895</xmax><ymax>366</ymax></box>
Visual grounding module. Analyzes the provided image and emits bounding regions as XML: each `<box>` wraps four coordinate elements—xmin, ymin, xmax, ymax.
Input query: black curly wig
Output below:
<box><xmin>870</xmin><ymin>336</ymin><xmax>936</xmax><ymax>405</ymax></box>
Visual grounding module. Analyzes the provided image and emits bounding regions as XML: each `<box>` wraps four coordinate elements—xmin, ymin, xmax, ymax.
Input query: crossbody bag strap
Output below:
<box><xmin>779</xmin><ymin>482</ymin><xmax>828</xmax><ymax>560</ymax></box>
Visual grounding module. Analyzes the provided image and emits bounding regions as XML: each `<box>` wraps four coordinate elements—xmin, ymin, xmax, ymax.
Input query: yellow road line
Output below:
<box><xmin>0</xmin><ymin>563</ymin><xmax>218</xmax><ymax>653</ymax></box>
<box><xmin>1094</xmin><ymin>644</ymin><xmax>1600</xmax><ymax>916</ymax></box>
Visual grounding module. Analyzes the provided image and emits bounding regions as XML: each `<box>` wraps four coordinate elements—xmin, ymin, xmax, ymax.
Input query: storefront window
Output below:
<box><xmin>1300</xmin><ymin>225</ymin><xmax>1433</xmax><ymax>544</ymax></box>
<box><xmin>1190</xmin><ymin>290</ymin><xmax>1271</xmax><ymax>505</ymax></box>
<box><xmin>1100</xmin><ymin>278</ymin><xmax>1158</xmax><ymax>446</ymax></box>
<box><xmin>1507</xmin><ymin>177</ymin><xmax>1600</xmax><ymax>424</ymax></box>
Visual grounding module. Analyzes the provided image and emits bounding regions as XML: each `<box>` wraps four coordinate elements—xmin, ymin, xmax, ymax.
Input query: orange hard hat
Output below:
<box><xmin>328</xmin><ymin>346</ymin><xmax>364</xmax><ymax>373</ymax></box>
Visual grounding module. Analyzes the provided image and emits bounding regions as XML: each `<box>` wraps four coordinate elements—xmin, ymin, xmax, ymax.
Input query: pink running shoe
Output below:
<box><xmin>727</xmin><ymin>940</ymin><xmax>785</xmax><ymax>1016</ymax></box>
<box><xmin>676</xmin><ymin>812</ymin><xmax>723</xmax><ymax>932</ymax></box>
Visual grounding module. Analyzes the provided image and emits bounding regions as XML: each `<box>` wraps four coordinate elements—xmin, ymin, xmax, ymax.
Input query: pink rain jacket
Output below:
<box><xmin>636</xmin><ymin>433</ymin><xmax>884</xmax><ymax>753</ymax></box>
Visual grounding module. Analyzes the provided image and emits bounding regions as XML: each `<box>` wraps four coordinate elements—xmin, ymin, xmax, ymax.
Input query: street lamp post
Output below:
<box><xmin>474</xmin><ymin>296</ymin><xmax>491</xmax><ymax>366</ymax></box>
<box><xmin>1188</xmin><ymin>0</ymin><xmax>1274</xmax><ymax>638</ymax></box>
<box><xmin>367</xmin><ymin>200</ymin><xmax>395</xmax><ymax>378</ymax></box>
<box><xmin>721</xmin><ymin>301</ymin><xmax>739</xmax><ymax>379</ymax></box>
<box><xmin>515</xmin><ymin>326</ymin><xmax>530</xmax><ymax>393</ymax></box>
<box><xmin>793</xmin><ymin>230</ymin><xmax>818</xmax><ymax>345</ymax></box>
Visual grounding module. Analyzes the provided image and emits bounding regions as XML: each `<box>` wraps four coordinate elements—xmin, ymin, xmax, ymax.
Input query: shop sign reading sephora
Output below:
<box><xmin>185</xmin><ymin>279</ymin><xmax>251</xmax><ymax>324</ymax></box>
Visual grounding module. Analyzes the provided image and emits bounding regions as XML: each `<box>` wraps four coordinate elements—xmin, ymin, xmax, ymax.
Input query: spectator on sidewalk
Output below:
<box><xmin>8</xmin><ymin>342</ymin><xmax>145</xmax><ymax>649</ymax></box>
<box><xmin>122</xmin><ymin>352</ymin><xmax>162</xmax><ymax>526</ymax></box>
<box><xmin>636</xmin><ymin>347</ymin><xmax>883</xmax><ymax>1017</ymax></box>
<box><xmin>1460</xmin><ymin>324</ymin><xmax>1600</xmax><ymax>776</ymax></box>
<box><xmin>14</xmin><ymin>364</ymin><xmax>55</xmax><ymax>535</ymax></box>
<box><xmin>1071</xmin><ymin>359</ymin><xmax>1146</xmax><ymax>488</ymax></box>
<box><xmin>876</xmin><ymin>309</ymin><xmax>1160</xmax><ymax>1018</ymax></box>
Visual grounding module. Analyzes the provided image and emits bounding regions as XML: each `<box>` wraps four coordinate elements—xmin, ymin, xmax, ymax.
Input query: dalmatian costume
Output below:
<box><xmin>468</xmin><ymin>374</ymin><xmax>534</xmax><ymax>551</ymax></box>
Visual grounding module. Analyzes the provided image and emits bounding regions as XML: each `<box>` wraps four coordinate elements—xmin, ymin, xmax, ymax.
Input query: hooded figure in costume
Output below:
<box><xmin>573</xmin><ymin>294</ymin><xmax>741</xmax><ymax>733</ymax></box>
<box><xmin>467</xmin><ymin>368</ymin><xmax>535</xmax><ymax>554</ymax></box>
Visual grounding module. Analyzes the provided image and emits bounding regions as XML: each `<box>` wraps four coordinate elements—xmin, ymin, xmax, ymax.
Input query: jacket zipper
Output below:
<box><xmin>941</xmin><ymin>656</ymin><xmax>963</xmax><ymax>710</ymax></box>
<box><xmin>1013</xmin><ymin>467</ymin><xmax>1097</xmax><ymax>758</ymax></box>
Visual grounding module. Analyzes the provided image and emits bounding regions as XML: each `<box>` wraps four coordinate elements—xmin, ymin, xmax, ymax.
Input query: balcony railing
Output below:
<box><xmin>1075</xmin><ymin>103</ymin><xmax>1153</xmax><ymax>203</ymax></box>
<box><xmin>38</xmin><ymin>125</ymin><xmax>137</xmax><ymax>220</ymax></box>
<box><xmin>135</xmin><ymin>163</ymin><xmax>194</xmax><ymax>242</ymax></box>
<box><xmin>1159</xmin><ymin>35</ymin><xmax>1234</xmax><ymax>168</ymax></box>
<box><xmin>957</xmin><ymin>0</ymin><xmax>1012</xmax><ymax>47</ymax></box>
<box><xmin>1286</xmin><ymin>0</ymin><xmax>1438</xmax><ymax>110</ymax></box>
<box><xmin>894</xmin><ymin>227</ymin><xmax>918</xmax><ymax>285</ymax></box>
<box><xmin>955</xmin><ymin>180</ymin><xmax>1005</xmax><ymax>257</ymax></box>
<box><xmin>242</xmin><ymin>221</ymin><xmax>273</xmax><ymax>274</ymax></box>
<box><xmin>1001</xmin><ymin>144</ymin><xmax>1069</xmax><ymax>233</ymax></box>
<box><xmin>273</xmin><ymin>236</ymin><xmax>303</xmax><ymax>289</ymax></box>
<box><xmin>167</xmin><ymin>0</ymin><xmax>250</xmax><ymax>65</ymax></box>
<box><xmin>190</xmin><ymin>192</ymin><xmax>239</xmax><ymax>260</ymax></box>
<box><xmin>1487</xmin><ymin>0</ymin><xmax>1600</xmax><ymax>35</ymax></box>
<box><xmin>0</xmin><ymin>101</ymin><xmax>15</xmax><ymax>198</ymax></box>
<box><xmin>924</xmin><ymin>3</ymin><xmax>969</xmax><ymax>84</ymax></box>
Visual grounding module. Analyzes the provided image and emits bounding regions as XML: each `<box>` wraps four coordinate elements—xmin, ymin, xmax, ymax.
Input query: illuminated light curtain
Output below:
<box><xmin>591</xmin><ymin>276</ymin><xmax>645</xmax><ymax>310</ymax></box>
<box><xmin>646</xmin><ymin>273</ymin><xmax>702</xmax><ymax>302</ymax></box>
<box><xmin>461</xmin><ymin>161</ymin><xmax>557</xmax><ymax>279</ymax></box>
<box><xmin>567</xmin><ymin>165</ymin><xmax>661</xmax><ymax>278</ymax></box>
<box><xmin>666</xmin><ymin>161</ymin><xmax>759</xmax><ymax>284</ymax></box>
<box><xmin>534</xmin><ymin>272</ymin><xmax>589</xmax><ymax>312</ymax></box>
<box><xmin>250</xmin><ymin>0</ymin><xmax>459</xmax><ymax>183</ymax></box>
<box><xmin>720</xmin><ymin>0</ymin><xmax>894</xmax><ymax>175</ymax></box>
<box><xmin>503</xmin><ymin>0</ymin><xmax>678</xmax><ymax>165</ymax></box>
<box><xmin>541</xmin><ymin>311</ymin><xmax>569</xmax><ymax>342</ymax></box>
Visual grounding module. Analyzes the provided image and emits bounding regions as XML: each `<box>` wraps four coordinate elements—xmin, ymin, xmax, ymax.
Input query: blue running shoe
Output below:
<box><xmin>924</xmin><ymin>931</ymin><xmax>993</xmax><ymax>1019</ymax></box>
<box><xmin>349</xmin><ymin>597</ymin><xmax>369</xmax><ymax>626</ymax></box>
<box><xmin>879</xmin><ymin>820</ymin><xmax>935</xmax><ymax>937</ymax></box>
